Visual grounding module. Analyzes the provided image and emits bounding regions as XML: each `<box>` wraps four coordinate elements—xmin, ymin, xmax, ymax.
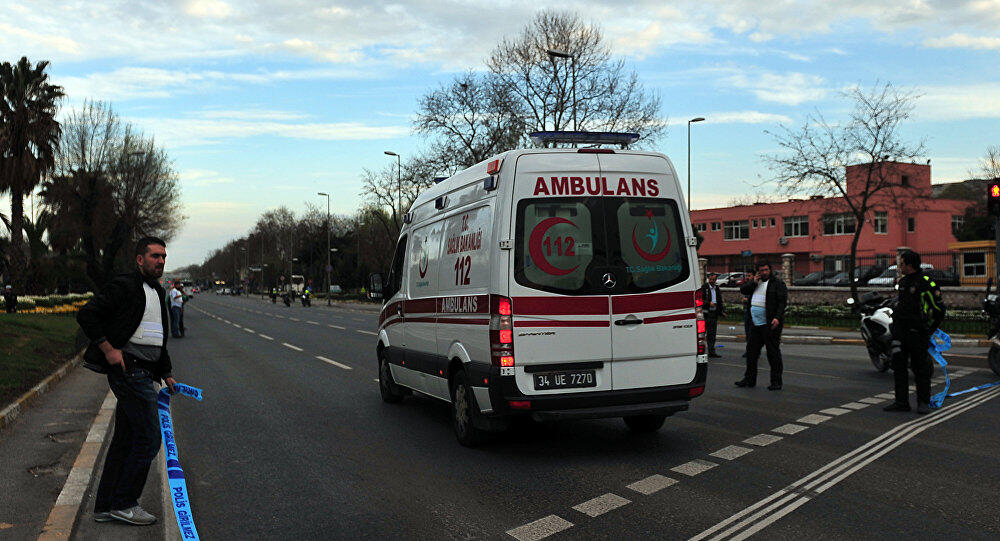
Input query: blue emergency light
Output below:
<box><xmin>529</xmin><ymin>131</ymin><xmax>640</xmax><ymax>147</ymax></box>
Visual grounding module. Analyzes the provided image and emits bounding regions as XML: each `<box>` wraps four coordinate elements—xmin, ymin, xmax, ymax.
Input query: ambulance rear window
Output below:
<box><xmin>514</xmin><ymin>197</ymin><xmax>689</xmax><ymax>295</ymax></box>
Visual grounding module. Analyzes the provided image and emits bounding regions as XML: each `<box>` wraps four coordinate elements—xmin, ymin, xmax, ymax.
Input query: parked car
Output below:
<box><xmin>794</xmin><ymin>271</ymin><xmax>826</xmax><ymax>286</ymax></box>
<box><xmin>715</xmin><ymin>272</ymin><xmax>734</xmax><ymax>287</ymax></box>
<box><xmin>867</xmin><ymin>263</ymin><xmax>934</xmax><ymax>286</ymax></box>
<box><xmin>820</xmin><ymin>272</ymin><xmax>851</xmax><ymax>286</ymax></box>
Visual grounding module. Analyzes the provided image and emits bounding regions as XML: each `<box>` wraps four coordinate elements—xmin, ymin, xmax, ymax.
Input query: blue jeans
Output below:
<box><xmin>170</xmin><ymin>306</ymin><xmax>182</xmax><ymax>337</ymax></box>
<box><xmin>94</xmin><ymin>368</ymin><xmax>161</xmax><ymax>511</ymax></box>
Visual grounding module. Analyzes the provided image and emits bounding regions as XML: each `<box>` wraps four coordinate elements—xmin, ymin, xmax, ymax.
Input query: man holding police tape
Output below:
<box><xmin>77</xmin><ymin>237</ymin><xmax>177</xmax><ymax>526</ymax></box>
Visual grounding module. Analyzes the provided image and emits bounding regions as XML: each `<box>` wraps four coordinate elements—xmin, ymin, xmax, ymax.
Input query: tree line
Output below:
<box><xmin>1</xmin><ymin>58</ymin><xmax>182</xmax><ymax>294</ymax></box>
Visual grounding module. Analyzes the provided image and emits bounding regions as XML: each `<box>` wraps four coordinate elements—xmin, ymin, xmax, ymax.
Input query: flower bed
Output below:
<box><xmin>0</xmin><ymin>293</ymin><xmax>93</xmax><ymax>314</ymax></box>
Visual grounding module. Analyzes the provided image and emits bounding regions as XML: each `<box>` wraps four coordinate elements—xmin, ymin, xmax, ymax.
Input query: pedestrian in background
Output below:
<box><xmin>884</xmin><ymin>250</ymin><xmax>946</xmax><ymax>415</ymax></box>
<box><xmin>735</xmin><ymin>261</ymin><xmax>788</xmax><ymax>390</ymax></box>
<box><xmin>700</xmin><ymin>272</ymin><xmax>724</xmax><ymax>357</ymax></box>
<box><xmin>169</xmin><ymin>283</ymin><xmax>184</xmax><ymax>338</ymax></box>
<box><xmin>77</xmin><ymin>237</ymin><xmax>176</xmax><ymax>526</ymax></box>
<box><xmin>3</xmin><ymin>284</ymin><xmax>17</xmax><ymax>313</ymax></box>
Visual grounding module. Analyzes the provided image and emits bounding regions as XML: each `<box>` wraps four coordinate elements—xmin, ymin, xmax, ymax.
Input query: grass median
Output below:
<box><xmin>0</xmin><ymin>313</ymin><xmax>83</xmax><ymax>406</ymax></box>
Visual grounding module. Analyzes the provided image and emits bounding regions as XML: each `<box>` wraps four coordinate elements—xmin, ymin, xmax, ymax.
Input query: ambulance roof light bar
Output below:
<box><xmin>529</xmin><ymin>131</ymin><xmax>640</xmax><ymax>148</ymax></box>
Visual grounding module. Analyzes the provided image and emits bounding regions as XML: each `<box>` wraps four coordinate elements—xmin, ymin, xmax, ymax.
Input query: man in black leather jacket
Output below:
<box><xmin>77</xmin><ymin>237</ymin><xmax>176</xmax><ymax>526</ymax></box>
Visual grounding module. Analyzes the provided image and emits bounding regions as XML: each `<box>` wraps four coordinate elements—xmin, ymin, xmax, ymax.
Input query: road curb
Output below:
<box><xmin>37</xmin><ymin>390</ymin><xmax>115</xmax><ymax>540</ymax></box>
<box><xmin>0</xmin><ymin>351</ymin><xmax>84</xmax><ymax>432</ymax></box>
<box><xmin>718</xmin><ymin>334</ymin><xmax>986</xmax><ymax>347</ymax></box>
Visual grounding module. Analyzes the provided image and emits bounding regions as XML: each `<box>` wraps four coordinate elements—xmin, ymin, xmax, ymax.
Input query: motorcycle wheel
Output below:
<box><xmin>868</xmin><ymin>348</ymin><xmax>891</xmax><ymax>372</ymax></box>
<box><xmin>989</xmin><ymin>345</ymin><xmax>1000</xmax><ymax>377</ymax></box>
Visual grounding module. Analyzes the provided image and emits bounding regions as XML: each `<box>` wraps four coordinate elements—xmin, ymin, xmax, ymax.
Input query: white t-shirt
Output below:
<box><xmin>751</xmin><ymin>280</ymin><xmax>768</xmax><ymax>308</ymax></box>
<box><xmin>169</xmin><ymin>288</ymin><xmax>184</xmax><ymax>308</ymax></box>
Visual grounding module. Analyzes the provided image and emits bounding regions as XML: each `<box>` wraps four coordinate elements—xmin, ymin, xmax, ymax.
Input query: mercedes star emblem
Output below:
<box><xmin>602</xmin><ymin>273</ymin><xmax>616</xmax><ymax>289</ymax></box>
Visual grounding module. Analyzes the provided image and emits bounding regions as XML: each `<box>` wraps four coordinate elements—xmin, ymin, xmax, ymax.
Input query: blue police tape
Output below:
<box><xmin>157</xmin><ymin>383</ymin><xmax>202</xmax><ymax>540</ymax></box>
<box><xmin>927</xmin><ymin>330</ymin><xmax>1000</xmax><ymax>408</ymax></box>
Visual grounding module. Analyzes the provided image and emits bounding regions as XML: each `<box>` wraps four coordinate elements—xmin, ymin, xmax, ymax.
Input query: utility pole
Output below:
<box><xmin>687</xmin><ymin>117</ymin><xmax>705</xmax><ymax>212</ymax></box>
<box><xmin>319</xmin><ymin>192</ymin><xmax>331</xmax><ymax>306</ymax></box>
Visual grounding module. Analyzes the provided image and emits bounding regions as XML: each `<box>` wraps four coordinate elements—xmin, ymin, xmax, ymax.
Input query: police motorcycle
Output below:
<box><xmin>270</xmin><ymin>288</ymin><xmax>278</xmax><ymax>304</ymax></box>
<box><xmin>300</xmin><ymin>288</ymin><xmax>312</xmax><ymax>307</ymax></box>
<box><xmin>983</xmin><ymin>278</ymin><xmax>1000</xmax><ymax>376</ymax></box>
<box><xmin>282</xmin><ymin>290</ymin><xmax>292</xmax><ymax>307</ymax></box>
<box><xmin>847</xmin><ymin>291</ymin><xmax>898</xmax><ymax>372</ymax></box>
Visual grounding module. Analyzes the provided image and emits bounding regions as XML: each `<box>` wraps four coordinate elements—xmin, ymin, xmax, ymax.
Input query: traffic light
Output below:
<box><xmin>990</xmin><ymin>181</ymin><xmax>1000</xmax><ymax>217</ymax></box>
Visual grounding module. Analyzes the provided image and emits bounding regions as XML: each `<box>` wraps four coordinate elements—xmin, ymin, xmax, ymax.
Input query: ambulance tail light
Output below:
<box><xmin>695</xmin><ymin>289</ymin><xmax>706</xmax><ymax>355</ymax></box>
<box><xmin>491</xmin><ymin>295</ymin><xmax>514</xmax><ymax>366</ymax></box>
<box><xmin>688</xmin><ymin>385</ymin><xmax>705</xmax><ymax>398</ymax></box>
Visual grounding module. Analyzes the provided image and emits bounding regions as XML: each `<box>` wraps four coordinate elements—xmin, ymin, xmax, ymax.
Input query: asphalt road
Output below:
<box><xmin>160</xmin><ymin>294</ymin><xmax>1000</xmax><ymax>540</ymax></box>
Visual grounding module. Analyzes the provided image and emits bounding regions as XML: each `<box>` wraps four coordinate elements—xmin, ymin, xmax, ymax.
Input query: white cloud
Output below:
<box><xmin>133</xmin><ymin>116</ymin><xmax>409</xmax><ymax>147</ymax></box>
<box><xmin>696</xmin><ymin>111</ymin><xmax>793</xmax><ymax>125</ymax></box>
<box><xmin>180</xmin><ymin>169</ymin><xmax>238</xmax><ymax>187</ymax></box>
<box><xmin>916</xmin><ymin>83</ymin><xmax>1000</xmax><ymax>121</ymax></box>
<box><xmin>183</xmin><ymin>0</ymin><xmax>233</xmax><ymax>19</ymax></box>
<box><xmin>726</xmin><ymin>70</ymin><xmax>827</xmax><ymax>105</ymax></box>
<box><xmin>0</xmin><ymin>23</ymin><xmax>80</xmax><ymax>54</ymax></box>
<box><xmin>924</xmin><ymin>33</ymin><xmax>1000</xmax><ymax>50</ymax></box>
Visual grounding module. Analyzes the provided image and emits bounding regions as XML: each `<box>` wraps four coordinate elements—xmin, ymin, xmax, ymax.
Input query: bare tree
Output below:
<box><xmin>41</xmin><ymin>100</ymin><xmax>183</xmax><ymax>287</ymax></box>
<box><xmin>486</xmin><ymin>11</ymin><xmax>664</xmax><ymax>144</ymax></box>
<box><xmin>359</xmin><ymin>155</ymin><xmax>437</xmax><ymax>247</ymax></box>
<box><xmin>971</xmin><ymin>145</ymin><xmax>1000</xmax><ymax>180</ymax></box>
<box><xmin>414</xmin><ymin>72</ymin><xmax>527</xmax><ymax>171</ymax></box>
<box><xmin>764</xmin><ymin>82</ymin><xmax>924</xmax><ymax>301</ymax></box>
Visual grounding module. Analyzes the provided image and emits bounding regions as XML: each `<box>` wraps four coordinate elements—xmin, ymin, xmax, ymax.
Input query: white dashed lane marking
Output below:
<box><xmin>506</xmin><ymin>515</ymin><xmax>573</xmax><ymax>541</ymax></box>
<box><xmin>328</xmin><ymin>324</ymin><xmax>346</xmax><ymax>330</ymax></box>
<box><xmin>875</xmin><ymin>393</ymin><xmax>896</xmax><ymax>399</ymax></box>
<box><xmin>307</xmin><ymin>321</ymin><xmax>319</xmax><ymax>325</ymax></box>
<box><xmin>796</xmin><ymin>414</ymin><xmax>831</xmax><ymax>425</ymax></box>
<box><xmin>282</xmin><ymin>343</ymin><xmax>303</xmax><ymax>352</ymax></box>
<box><xmin>626</xmin><ymin>474</ymin><xmax>677</xmax><ymax>495</ymax></box>
<box><xmin>858</xmin><ymin>397</ymin><xmax>887</xmax><ymax>405</ymax></box>
<box><xmin>259</xmin><ymin>334</ymin><xmax>274</xmax><ymax>341</ymax></box>
<box><xmin>772</xmin><ymin>423</ymin><xmax>809</xmax><ymax>435</ymax></box>
<box><xmin>709</xmin><ymin>445</ymin><xmax>754</xmax><ymax>461</ymax></box>
<box><xmin>671</xmin><ymin>459</ymin><xmax>718</xmax><ymax>477</ymax></box>
<box><xmin>572</xmin><ymin>493</ymin><xmax>630</xmax><ymax>517</ymax></box>
<box><xmin>840</xmin><ymin>402</ymin><xmax>869</xmax><ymax>410</ymax></box>
<box><xmin>743</xmin><ymin>434</ymin><xmax>783</xmax><ymax>446</ymax></box>
<box><xmin>289</xmin><ymin>317</ymin><xmax>301</xmax><ymax>322</ymax></box>
<box><xmin>820</xmin><ymin>407</ymin><xmax>852</xmax><ymax>416</ymax></box>
<box><xmin>356</xmin><ymin>330</ymin><xmax>377</xmax><ymax>336</ymax></box>
<box><xmin>316</xmin><ymin>356</ymin><xmax>352</xmax><ymax>370</ymax></box>
<box><xmin>244</xmin><ymin>328</ymin><xmax>255</xmax><ymax>333</ymax></box>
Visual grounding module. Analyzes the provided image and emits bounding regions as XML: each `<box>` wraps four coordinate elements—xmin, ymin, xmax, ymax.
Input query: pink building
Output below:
<box><xmin>691</xmin><ymin>162</ymin><xmax>971</xmax><ymax>278</ymax></box>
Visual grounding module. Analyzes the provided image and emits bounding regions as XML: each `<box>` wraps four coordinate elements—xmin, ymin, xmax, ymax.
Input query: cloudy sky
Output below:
<box><xmin>3</xmin><ymin>0</ymin><xmax>999</xmax><ymax>269</ymax></box>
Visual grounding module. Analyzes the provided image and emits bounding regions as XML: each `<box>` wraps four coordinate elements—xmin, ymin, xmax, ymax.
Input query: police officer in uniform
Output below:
<box><xmin>884</xmin><ymin>250</ymin><xmax>945</xmax><ymax>415</ymax></box>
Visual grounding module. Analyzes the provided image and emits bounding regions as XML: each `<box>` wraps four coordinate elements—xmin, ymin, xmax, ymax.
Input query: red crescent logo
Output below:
<box><xmin>528</xmin><ymin>217</ymin><xmax>579</xmax><ymax>276</ymax></box>
<box><xmin>631</xmin><ymin>222</ymin><xmax>672</xmax><ymax>262</ymax></box>
<box><xmin>418</xmin><ymin>252</ymin><xmax>428</xmax><ymax>278</ymax></box>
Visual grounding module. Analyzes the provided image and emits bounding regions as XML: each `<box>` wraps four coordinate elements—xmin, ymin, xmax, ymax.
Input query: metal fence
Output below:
<box><xmin>707</xmin><ymin>249</ymin><xmax>996</xmax><ymax>288</ymax></box>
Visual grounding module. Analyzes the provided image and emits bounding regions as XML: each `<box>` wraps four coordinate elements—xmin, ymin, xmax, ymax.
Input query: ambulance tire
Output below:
<box><xmin>378</xmin><ymin>350</ymin><xmax>405</xmax><ymax>403</ymax></box>
<box><xmin>623</xmin><ymin>414</ymin><xmax>667</xmax><ymax>433</ymax></box>
<box><xmin>451</xmin><ymin>369</ymin><xmax>487</xmax><ymax>447</ymax></box>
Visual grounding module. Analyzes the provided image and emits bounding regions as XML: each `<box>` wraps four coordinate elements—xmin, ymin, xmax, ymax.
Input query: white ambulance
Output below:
<box><xmin>368</xmin><ymin>132</ymin><xmax>707</xmax><ymax>446</ymax></box>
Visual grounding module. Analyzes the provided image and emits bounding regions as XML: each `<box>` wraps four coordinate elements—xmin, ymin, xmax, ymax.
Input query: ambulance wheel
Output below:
<box><xmin>623</xmin><ymin>414</ymin><xmax>666</xmax><ymax>433</ymax></box>
<box><xmin>451</xmin><ymin>370</ymin><xmax>487</xmax><ymax>447</ymax></box>
<box><xmin>378</xmin><ymin>350</ymin><xmax>405</xmax><ymax>403</ymax></box>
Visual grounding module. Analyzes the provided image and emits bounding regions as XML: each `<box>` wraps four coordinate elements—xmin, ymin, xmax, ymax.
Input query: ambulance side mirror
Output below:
<box><xmin>367</xmin><ymin>273</ymin><xmax>384</xmax><ymax>301</ymax></box>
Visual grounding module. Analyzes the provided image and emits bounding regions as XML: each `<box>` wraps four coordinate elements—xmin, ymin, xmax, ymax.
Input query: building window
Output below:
<box><xmin>901</xmin><ymin>175</ymin><xmax>910</xmax><ymax>187</ymax></box>
<box><xmin>695</xmin><ymin>223</ymin><xmax>707</xmax><ymax>232</ymax></box>
<box><xmin>823</xmin><ymin>214</ymin><xmax>856</xmax><ymax>236</ymax></box>
<box><xmin>952</xmin><ymin>215</ymin><xmax>964</xmax><ymax>236</ymax></box>
<box><xmin>783</xmin><ymin>215</ymin><xmax>809</xmax><ymax>237</ymax></box>
<box><xmin>724</xmin><ymin>220</ymin><xmax>750</xmax><ymax>240</ymax></box>
<box><xmin>876</xmin><ymin>254</ymin><xmax>891</xmax><ymax>268</ymax></box>
<box><xmin>752</xmin><ymin>219</ymin><xmax>758</xmax><ymax>228</ymax></box>
<box><xmin>907</xmin><ymin>217</ymin><xmax>915</xmax><ymax>232</ymax></box>
<box><xmin>873</xmin><ymin>211</ymin><xmax>888</xmax><ymax>234</ymax></box>
<box><xmin>711</xmin><ymin>222</ymin><xmax>721</xmax><ymax>231</ymax></box>
<box><xmin>963</xmin><ymin>252</ymin><xmax>986</xmax><ymax>277</ymax></box>
<box><xmin>770</xmin><ymin>218</ymin><xmax>776</xmax><ymax>227</ymax></box>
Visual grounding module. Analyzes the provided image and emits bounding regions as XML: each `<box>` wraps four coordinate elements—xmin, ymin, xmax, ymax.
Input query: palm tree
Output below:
<box><xmin>0</xmin><ymin>57</ymin><xmax>64</xmax><ymax>290</ymax></box>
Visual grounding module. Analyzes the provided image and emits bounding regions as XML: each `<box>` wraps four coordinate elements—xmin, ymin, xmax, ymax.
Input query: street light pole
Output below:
<box><xmin>546</xmin><ymin>49</ymin><xmax>576</xmax><ymax>131</ymax></box>
<box><xmin>384</xmin><ymin>151</ymin><xmax>402</xmax><ymax>226</ymax></box>
<box><xmin>318</xmin><ymin>192</ymin><xmax>331</xmax><ymax>306</ymax></box>
<box><xmin>687</xmin><ymin>117</ymin><xmax>706</xmax><ymax>212</ymax></box>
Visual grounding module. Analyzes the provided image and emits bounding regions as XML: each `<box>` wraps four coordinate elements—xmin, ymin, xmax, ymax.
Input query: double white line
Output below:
<box><xmin>691</xmin><ymin>386</ymin><xmax>1000</xmax><ymax>541</ymax></box>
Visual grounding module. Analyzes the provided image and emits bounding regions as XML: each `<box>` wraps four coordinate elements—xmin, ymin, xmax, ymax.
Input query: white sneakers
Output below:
<box><xmin>108</xmin><ymin>505</ymin><xmax>157</xmax><ymax>525</ymax></box>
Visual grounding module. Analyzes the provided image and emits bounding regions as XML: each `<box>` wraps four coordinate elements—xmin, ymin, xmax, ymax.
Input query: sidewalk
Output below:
<box><xmin>715</xmin><ymin>324</ymin><xmax>990</xmax><ymax>347</ymax></box>
<box><xmin>0</xmin><ymin>363</ymin><xmax>107</xmax><ymax>539</ymax></box>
